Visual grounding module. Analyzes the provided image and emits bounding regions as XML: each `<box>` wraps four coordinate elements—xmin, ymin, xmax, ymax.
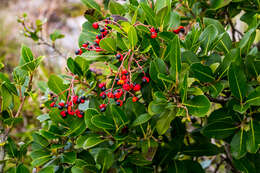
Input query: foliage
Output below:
<box><xmin>1</xmin><ymin>0</ymin><xmax>260</xmax><ymax>173</ymax></box>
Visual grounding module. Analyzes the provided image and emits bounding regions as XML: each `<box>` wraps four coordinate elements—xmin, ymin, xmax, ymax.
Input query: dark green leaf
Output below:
<box><xmin>231</xmin><ymin>129</ymin><xmax>247</xmax><ymax>159</ymax></box>
<box><xmin>184</xmin><ymin>95</ymin><xmax>211</xmax><ymax>117</ymax></box>
<box><xmin>190</xmin><ymin>63</ymin><xmax>215</xmax><ymax>83</ymax></box>
<box><xmin>47</xmin><ymin>74</ymin><xmax>68</xmax><ymax>101</ymax></box>
<box><xmin>99</xmin><ymin>37</ymin><xmax>117</xmax><ymax>52</ymax></box>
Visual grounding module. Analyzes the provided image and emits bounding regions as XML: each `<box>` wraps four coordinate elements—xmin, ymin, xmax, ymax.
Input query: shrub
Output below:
<box><xmin>1</xmin><ymin>0</ymin><xmax>260</xmax><ymax>172</ymax></box>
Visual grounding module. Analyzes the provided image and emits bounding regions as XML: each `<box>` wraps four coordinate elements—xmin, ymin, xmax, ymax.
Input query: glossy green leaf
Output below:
<box><xmin>81</xmin><ymin>0</ymin><xmax>101</xmax><ymax>12</ymax></box>
<box><xmin>99</xmin><ymin>37</ymin><xmax>117</xmax><ymax>52</ymax></box>
<box><xmin>199</xmin><ymin>25</ymin><xmax>218</xmax><ymax>55</ymax></box>
<box><xmin>62</xmin><ymin>152</ymin><xmax>76</xmax><ymax>164</ymax></box>
<box><xmin>184</xmin><ymin>95</ymin><xmax>211</xmax><ymax>117</ymax></box>
<box><xmin>132</xmin><ymin>113</ymin><xmax>151</xmax><ymax>127</ymax></box>
<box><xmin>32</xmin><ymin>133</ymin><xmax>49</xmax><ymax>148</ymax></box>
<box><xmin>128</xmin><ymin>26</ymin><xmax>138</xmax><ymax>49</ymax></box>
<box><xmin>96</xmin><ymin>148</ymin><xmax>114</xmax><ymax>171</ymax></box>
<box><xmin>50</xmin><ymin>30</ymin><xmax>64</xmax><ymax>41</ymax></box>
<box><xmin>210</xmin><ymin>0</ymin><xmax>232</xmax><ymax>10</ymax></box>
<box><xmin>47</xmin><ymin>74</ymin><xmax>68</xmax><ymax>101</ymax></box>
<box><xmin>83</xmin><ymin>136</ymin><xmax>106</xmax><ymax>149</ymax></box>
<box><xmin>91</xmin><ymin>115</ymin><xmax>115</xmax><ymax>130</ymax></box>
<box><xmin>169</xmin><ymin>35</ymin><xmax>181</xmax><ymax>84</ymax></box>
<box><xmin>246</xmin><ymin>121</ymin><xmax>260</xmax><ymax>153</ymax></box>
<box><xmin>190</xmin><ymin>63</ymin><xmax>215</xmax><ymax>83</ymax></box>
<box><xmin>109</xmin><ymin>0</ymin><xmax>126</xmax><ymax>15</ymax></box>
<box><xmin>156</xmin><ymin>109</ymin><xmax>176</xmax><ymax>135</ymax></box>
<box><xmin>228</xmin><ymin>63</ymin><xmax>247</xmax><ymax>102</ymax></box>
<box><xmin>231</xmin><ymin>129</ymin><xmax>247</xmax><ymax>159</ymax></box>
<box><xmin>16</xmin><ymin>164</ymin><xmax>30</xmax><ymax>173</ymax></box>
<box><xmin>246</xmin><ymin>87</ymin><xmax>260</xmax><ymax>106</ymax></box>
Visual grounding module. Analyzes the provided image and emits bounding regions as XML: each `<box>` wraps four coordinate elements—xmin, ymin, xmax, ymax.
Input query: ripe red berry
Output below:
<box><xmin>133</xmin><ymin>84</ymin><xmax>141</xmax><ymax>91</ymax></box>
<box><xmin>116</xmin><ymin>53</ymin><xmax>123</xmax><ymax>61</ymax></box>
<box><xmin>173</xmin><ymin>29</ymin><xmax>180</xmax><ymax>34</ymax></box>
<box><xmin>75</xmin><ymin>49</ymin><xmax>82</xmax><ymax>55</ymax></box>
<box><xmin>100</xmin><ymin>92</ymin><xmax>106</xmax><ymax>99</ymax></box>
<box><xmin>77</xmin><ymin>111</ymin><xmax>84</xmax><ymax>118</ymax></box>
<box><xmin>142</xmin><ymin>77</ymin><xmax>150</xmax><ymax>83</ymax></box>
<box><xmin>121</xmin><ymin>75</ymin><xmax>127</xmax><ymax>80</ymax></box>
<box><xmin>151</xmin><ymin>32</ymin><xmax>157</xmax><ymax>39</ymax></box>
<box><xmin>114</xmin><ymin>92</ymin><xmax>121</xmax><ymax>99</ymax></box>
<box><xmin>92</xmin><ymin>22</ymin><xmax>99</xmax><ymax>29</ymax></box>
<box><xmin>95</xmin><ymin>39</ymin><xmax>100</xmax><ymax>45</ymax></box>
<box><xmin>123</xmin><ymin>84</ymin><xmax>131</xmax><ymax>91</ymax></box>
<box><xmin>59</xmin><ymin>102</ymin><xmax>65</xmax><ymax>107</ymax></box>
<box><xmin>150</xmin><ymin>27</ymin><xmax>155</xmax><ymax>32</ymax></box>
<box><xmin>99</xmin><ymin>104</ymin><xmax>106</xmax><ymax>109</ymax></box>
<box><xmin>121</xmin><ymin>69</ymin><xmax>128</xmax><ymax>75</ymax></box>
<box><xmin>73</xmin><ymin>96</ymin><xmax>79</xmax><ymax>104</ymax></box>
<box><xmin>50</xmin><ymin>102</ymin><xmax>56</xmax><ymax>107</ymax></box>
<box><xmin>107</xmin><ymin>92</ymin><xmax>114</xmax><ymax>98</ymax></box>
<box><xmin>178</xmin><ymin>26</ymin><xmax>185</xmax><ymax>33</ymax></box>
<box><xmin>80</xmin><ymin>99</ymin><xmax>85</xmax><ymax>103</ymax></box>
<box><xmin>116</xmin><ymin>100</ymin><xmax>123</xmax><ymax>106</ymax></box>
<box><xmin>82</xmin><ymin>42</ymin><xmax>89</xmax><ymax>48</ymax></box>
<box><xmin>132</xmin><ymin>97</ymin><xmax>138</xmax><ymax>102</ymax></box>
<box><xmin>95</xmin><ymin>47</ymin><xmax>102</xmax><ymax>52</ymax></box>
<box><xmin>68</xmin><ymin>110</ymin><xmax>75</xmax><ymax>115</ymax></box>
<box><xmin>60</xmin><ymin>110</ymin><xmax>67</xmax><ymax>118</ymax></box>
<box><xmin>98</xmin><ymin>83</ymin><xmax>106</xmax><ymax>88</ymax></box>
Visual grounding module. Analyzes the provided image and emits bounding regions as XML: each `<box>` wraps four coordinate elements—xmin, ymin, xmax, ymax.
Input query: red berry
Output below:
<box><xmin>95</xmin><ymin>47</ymin><xmax>102</xmax><ymax>52</ymax></box>
<box><xmin>73</xmin><ymin>96</ymin><xmax>79</xmax><ymax>104</ymax></box>
<box><xmin>82</xmin><ymin>42</ymin><xmax>89</xmax><ymax>48</ymax></box>
<box><xmin>98</xmin><ymin>83</ymin><xmax>106</xmax><ymax>88</ymax></box>
<box><xmin>114</xmin><ymin>92</ymin><xmax>121</xmax><ymax>99</ymax></box>
<box><xmin>173</xmin><ymin>29</ymin><xmax>180</xmax><ymax>34</ymax></box>
<box><xmin>100</xmin><ymin>92</ymin><xmax>106</xmax><ymax>99</ymax></box>
<box><xmin>99</xmin><ymin>104</ymin><xmax>106</xmax><ymax>109</ymax></box>
<box><xmin>107</xmin><ymin>92</ymin><xmax>114</xmax><ymax>98</ymax></box>
<box><xmin>59</xmin><ymin>102</ymin><xmax>65</xmax><ymax>107</ymax></box>
<box><xmin>68</xmin><ymin>110</ymin><xmax>75</xmax><ymax>115</ymax></box>
<box><xmin>142</xmin><ymin>77</ymin><xmax>150</xmax><ymax>83</ymax></box>
<box><xmin>121</xmin><ymin>75</ymin><xmax>127</xmax><ymax>80</ymax></box>
<box><xmin>60</xmin><ymin>110</ymin><xmax>67</xmax><ymax>117</ymax></box>
<box><xmin>123</xmin><ymin>84</ymin><xmax>131</xmax><ymax>91</ymax></box>
<box><xmin>92</xmin><ymin>22</ymin><xmax>99</xmax><ymax>29</ymax></box>
<box><xmin>133</xmin><ymin>84</ymin><xmax>141</xmax><ymax>91</ymax></box>
<box><xmin>116</xmin><ymin>53</ymin><xmax>123</xmax><ymax>61</ymax></box>
<box><xmin>132</xmin><ymin>97</ymin><xmax>138</xmax><ymax>102</ymax></box>
<box><xmin>95</xmin><ymin>39</ymin><xmax>100</xmax><ymax>44</ymax></box>
<box><xmin>75</xmin><ymin>49</ymin><xmax>83</xmax><ymax>55</ymax></box>
<box><xmin>80</xmin><ymin>99</ymin><xmax>85</xmax><ymax>103</ymax></box>
<box><xmin>150</xmin><ymin>27</ymin><xmax>155</xmax><ymax>32</ymax></box>
<box><xmin>116</xmin><ymin>100</ymin><xmax>123</xmax><ymax>106</ymax></box>
<box><xmin>50</xmin><ymin>102</ymin><xmax>56</xmax><ymax>107</ymax></box>
<box><xmin>121</xmin><ymin>69</ymin><xmax>128</xmax><ymax>75</ymax></box>
<box><xmin>77</xmin><ymin>111</ymin><xmax>84</xmax><ymax>118</ymax></box>
<box><xmin>151</xmin><ymin>32</ymin><xmax>157</xmax><ymax>39</ymax></box>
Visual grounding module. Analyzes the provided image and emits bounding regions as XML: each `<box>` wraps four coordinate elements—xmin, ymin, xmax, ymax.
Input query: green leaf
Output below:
<box><xmin>148</xmin><ymin>101</ymin><xmax>167</xmax><ymax>116</ymax></box>
<box><xmin>62</xmin><ymin>152</ymin><xmax>76</xmax><ymax>164</ymax></box>
<box><xmin>140</xmin><ymin>2</ymin><xmax>156</xmax><ymax>26</ymax></box>
<box><xmin>167</xmin><ymin>11</ymin><xmax>180</xmax><ymax>30</ymax></box>
<box><xmin>30</xmin><ymin>149</ymin><xmax>51</xmax><ymax>167</ymax></box>
<box><xmin>169</xmin><ymin>35</ymin><xmax>181</xmax><ymax>84</ymax></box>
<box><xmin>83</xmin><ymin>136</ymin><xmax>106</xmax><ymax>149</ymax></box>
<box><xmin>19</xmin><ymin>56</ymin><xmax>44</xmax><ymax>72</ymax></box>
<box><xmin>246</xmin><ymin>121</ymin><xmax>260</xmax><ymax>153</ymax></box>
<box><xmin>12</xmin><ymin>67</ymin><xmax>27</xmax><ymax>85</ymax></box>
<box><xmin>168</xmin><ymin>160</ymin><xmax>187</xmax><ymax>173</ymax></box>
<box><xmin>202</xmin><ymin>121</ymin><xmax>237</xmax><ymax>139</ymax></box>
<box><xmin>47</xmin><ymin>74</ymin><xmax>68</xmax><ymax>101</ymax></box>
<box><xmin>0</xmin><ymin>85</ymin><xmax>13</xmax><ymax>111</ymax></box>
<box><xmin>156</xmin><ymin>109</ymin><xmax>176</xmax><ymax>135</ymax></box>
<box><xmin>99</xmin><ymin>37</ymin><xmax>117</xmax><ymax>52</ymax></box>
<box><xmin>85</xmin><ymin>108</ymin><xmax>100</xmax><ymax>131</ymax></box>
<box><xmin>21</xmin><ymin>44</ymin><xmax>34</xmax><ymax>63</ymax></box>
<box><xmin>128</xmin><ymin>26</ymin><xmax>138</xmax><ymax>49</ymax></box>
<box><xmin>184</xmin><ymin>95</ymin><xmax>211</xmax><ymax>117</ymax></box>
<box><xmin>81</xmin><ymin>0</ymin><xmax>101</xmax><ymax>12</ymax></box>
<box><xmin>91</xmin><ymin>115</ymin><xmax>115</xmax><ymax>129</ymax></box>
<box><xmin>155</xmin><ymin>0</ymin><xmax>171</xmax><ymax>13</ymax></box>
<box><xmin>239</xmin><ymin>28</ymin><xmax>256</xmax><ymax>54</ymax></box>
<box><xmin>38</xmin><ymin>166</ymin><xmax>54</xmax><ymax>173</ymax></box>
<box><xmin>108</xmin><ymin>0</ymin><xmax>126</xmax><ymax>15</ymax></box>
<box><xmin>246</xmin><ymin>87</ymin><xmax>260</xmax><ymax>106</ymax></box>
<box><xmin>228</xmin><ymin>63</ymin><xmax>247</xmax><ymax>102</ymax></box>
<box><xmin>155</xmin><ymin>6</ymin><xmax>169</xmax><ymax>27</ymax></box>
<box><xmin>67</xmin><ymin>57</ymin><xmax>83</xmax><ymax>76</ymax></box>
<box><xmin>50</xmin><ymin>30</ymin><xmax>64</xmax><ymax>41</ymax></box>
<box><xmin>209</xmin><ymin>82</ymin><xmax>224</xmax><ymax>98</ymax></box>
<box><xmin>32</xmin><ymin>133</ymin><xmax>49</xmax><ymax>147</ymax></box>
<box><xmin>203</xmin><ymin>17</ymin><xmax>225</xmax><ymax>33</ymax></box>
<box><xmin>199</xmin><ymin>25</ymin><xmax>218</xmax><ymax>55</ymax></box>
<box><xmin>110</xmin><ymin>105</ymin><xmax>128</xmax><ymax>126</ymax></box>
<box><xmin>96</xmin><ymin>148</ymin><xmax>114</xmax><ymax>171</ymax></box>
<box><xmin>190</xmin><ymin>63</ymin><xmax>215</xmax><ymax>83</ymax></box>
<box><xmin>16</xmin><ymin>164</ymin><xmax>30</xmax><ymax>173</ymax></box>
<box><xmin>31</xmin><ymin>156</ymin><xmax>52</xmax><ymax>167</ymax></box>
<box><xmin>210</xmin><ymin>0</ymin><xmax>232</xmax><ymax>10</ymax></box>
<box><xmin>132</xmin><ymin>113</ymin><xmax>152</xmax><ymax>127</ymax></box>
<box><xmin>157</xmin><ymin>73</ymin><xmax>174</xmax><ymax>83</ymax></box>
<box><xmin>182</xmin><ymin>143</ymin><xmax>220</xmax><ymax>156</ymax></box>
<box><xmin>75</xmin><ymin>56</ymin><xmax>89</xmax><ymax>75</ymax></box>
<box><xmin>233</xmin><ymin>157</ymin><xmax>256</xmax><ymax>173</ymax></box>
<box><xmin>0</xmin><ymin>62</ymin><xmax>4</xmax><ymax>70</ymax></box>
<box><xmin>71</xmin><ymin>167</ymin><xmax>84</xmax><ymax>173</ymax></box>
<box><xmin>231</xmin><ymin>129</ymin><xmax>247</xmax><ymax>159</ymax></box>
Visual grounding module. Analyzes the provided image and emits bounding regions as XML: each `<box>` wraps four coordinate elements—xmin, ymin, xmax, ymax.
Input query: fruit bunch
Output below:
<box><xmin>75</xmin><ymin>17</ymin><xmax>113</xmax><ymax>55</ymax></box>
<box><xmin>97</xmin><ymin>69</ymin><xmax>149</xmax><ymax>112</ymax></box>
<box><xmin>173</xmin><ymin>26</ymin><xmax>185</xmax><ymax>34</ymax></box>
<box><xmin>149</xmin><ymin>27</ymin><xmax>159</xmax><ymax>38</ymax></box>
<box><xmin>50</xmin><ymin>95</ymin><xmax>86</xmax><ymax>118</ymax></box>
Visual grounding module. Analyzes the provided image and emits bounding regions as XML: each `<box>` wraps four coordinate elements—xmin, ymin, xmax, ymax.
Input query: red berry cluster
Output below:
<box><xmin>150</xmin><ymin>27</ymin><xmax>159</xmax><ymax>38</ymax></box>
<box><xmin>75</xmin><ymin>17</ymin><xmax>112</xmax><ymax>55</ymax></box>
<box><xmin>173</xmin><ymin>26</ymin><xmax>185</xmax><ymax>34</ymax></box>
<box><xmin>97</xmin><ymin>69</ymin><xmax>149</xmax><ymax>112</ymax></box>
<box><xmin>50</xmin><ymin>95</ymin><xmax>86</xmax><ymax>118</ymax></box>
